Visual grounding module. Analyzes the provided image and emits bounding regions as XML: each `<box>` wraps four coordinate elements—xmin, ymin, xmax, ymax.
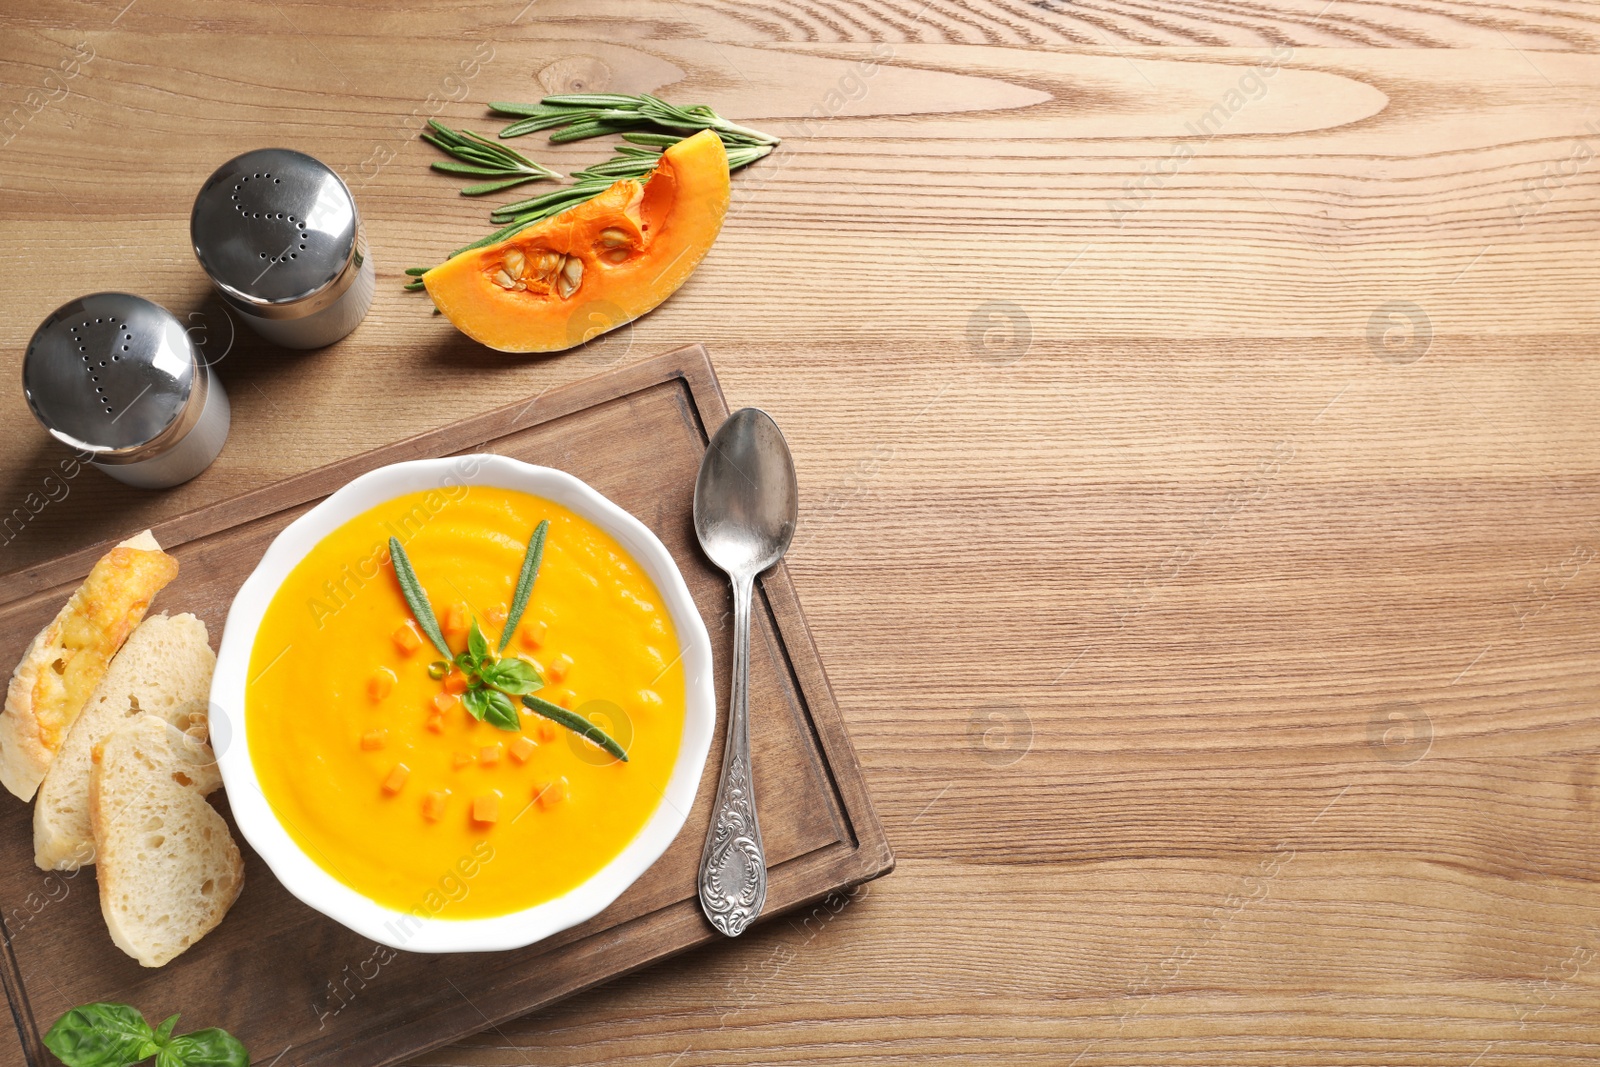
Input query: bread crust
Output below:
<box><xmin>0</xmin><ymin>531</ymin><xmax>176</xmax><ymax>801</ymax></box>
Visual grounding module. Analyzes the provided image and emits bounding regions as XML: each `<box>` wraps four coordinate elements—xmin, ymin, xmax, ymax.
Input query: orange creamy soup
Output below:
<box><xmin>246</xmin><ymin>485</ymin><xmax>684</xmax><ymax>919</ymax></box>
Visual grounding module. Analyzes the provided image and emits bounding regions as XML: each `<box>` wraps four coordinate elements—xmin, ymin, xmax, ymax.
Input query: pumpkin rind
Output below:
<box><xmin>423</xmin><ymin>130</ymin><xmax>731</xmax><ymax>353</ymax></box>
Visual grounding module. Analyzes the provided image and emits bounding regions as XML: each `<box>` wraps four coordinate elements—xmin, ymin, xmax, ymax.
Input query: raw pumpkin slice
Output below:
<box><xmin>423</xmin><ymin>129</ymin><xmax>731</xmax><ymax>353</ymax></box>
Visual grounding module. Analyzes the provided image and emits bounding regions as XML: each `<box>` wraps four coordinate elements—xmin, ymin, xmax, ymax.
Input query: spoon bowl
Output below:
<box><xmin>694</xmin><ymin>408</ymin><xmax>799</xmax><ymax>576</ymax></box>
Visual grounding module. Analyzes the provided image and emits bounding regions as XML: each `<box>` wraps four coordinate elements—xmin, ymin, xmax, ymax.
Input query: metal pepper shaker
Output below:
<box><xmin>190</xmin><ymin>148</ymin><xmax>374</xmax><ymax>349</ymax></box>
<box><xmin>23</xmin><ymin>293</ymin><xmax>230</xmax><ymax>489</ymax></box>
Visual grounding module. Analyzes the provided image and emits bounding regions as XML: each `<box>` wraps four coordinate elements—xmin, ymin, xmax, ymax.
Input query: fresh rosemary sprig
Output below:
<box><xmin>420</xmin><ymin>119</ymin><xmax>561</xmax><ymax>196</ymax></box>
<box><xmin>389</xmin><ymin>537</ymin><xmax>451</xmax><ymax>658</ymax></box>
<box><xmin>501</xmin><ymin>519</ymin><xmax>548</xmax><ymax>652</ymax></box>
<box><xmin>522</xmin><ymin>695</ymin><xmax>629</xmax><ymax>762</ymax></box>
<box><xmin>404</xmin><ymin>96</ymin><xmax>779</xmax><ymax>290</ymax></box>
<box><xmin>488</xmin><ymin>138</ymin><xmax>772</xmax><ymax>226</ymax></box>
<box><xmin>490</xmin><ymin>93</ymin><xmax>779</xmax><ymax>147</ymax></box>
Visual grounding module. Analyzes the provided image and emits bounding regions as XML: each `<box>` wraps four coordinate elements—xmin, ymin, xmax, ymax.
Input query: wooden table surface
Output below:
<box><xmin>4</xmin><ymin>1</ymin><xmax>1599</xmax><ymax>1064</ymax></box>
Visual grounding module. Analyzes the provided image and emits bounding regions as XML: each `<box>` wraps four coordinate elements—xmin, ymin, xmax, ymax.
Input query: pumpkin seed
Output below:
<box><xmin>602</xmin><ymin>248</ymin><xmax>630</xmax><ymax>265</ymax></box>
<box><xmin>556</xmin><ymin>257</ymin><xmax>583</xmax><ymax>299</ymax></box>
<box><xmin>598</xmin><ymin>228</ymin><xmax>631</xmax><ymax>248</ymax></box>
<box><xmin>492</xmin><ymin>268</ymin><xmax>517</xmax><ymax>290</ymax></box>
<box><xmin>504</xmin><ymin>248</ymin><xmax>526</xmax><ymax>276</ymax></box>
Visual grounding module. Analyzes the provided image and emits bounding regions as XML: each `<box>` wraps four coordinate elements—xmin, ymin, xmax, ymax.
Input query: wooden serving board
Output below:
<box><xmin>0</xmin><ymin>345</ymin><xmax>892</xmax><ymax>1067</ymax></box>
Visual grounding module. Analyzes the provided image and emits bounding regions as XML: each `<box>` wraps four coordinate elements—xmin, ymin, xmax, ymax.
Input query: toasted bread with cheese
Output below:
<box><xmin>34</xmin><ymin>613</ymin><xmax>214</xmax><ymax>871</ymax></box>
<box><xmin>91</xmin><ymin>715</ymin><xmax>242</xmax><ymax>968</ymax></box>
<box><xmin>0</xmin><ymin>531</ymin><xmax>178</xmax><ymax>801</ymax></box>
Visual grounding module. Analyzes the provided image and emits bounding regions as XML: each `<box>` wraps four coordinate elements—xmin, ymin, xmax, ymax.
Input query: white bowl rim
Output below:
<box><xmin>209</xmin><ymin>454</ymin><xmax>716</xmax><ymax>953</ymax></box>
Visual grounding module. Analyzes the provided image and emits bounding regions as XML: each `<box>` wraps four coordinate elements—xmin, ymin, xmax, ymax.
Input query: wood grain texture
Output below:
<box><xmin>1</xmin><ymin>0</ymin><xmax>1598</xmax><ymax>1063</ymax></box>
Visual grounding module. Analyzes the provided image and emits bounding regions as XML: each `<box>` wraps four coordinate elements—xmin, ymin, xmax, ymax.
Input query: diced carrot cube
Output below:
<box><xmin>360</xmin><ymin>729</ymin><xmax>387</xmax><ymax>751</ymax></box>
<box><xmin>422</xmin><ymin>791</ymin><xmax>447</xmax><ymax>823</ymax></box>
<box><xmin>382</xmin><ymin>763</ymin><xmax>410</xmax><ymax>795</ymax></box>
<box><xmin>509</xmin><ymin>736</ymin><xmax>536</xmax><ymax>763</ymax></box>
<box><xmin>537</xmin><ymin>722</ymin><xmax>557</xmax><ymax>743</ymax></box>
<box><xmin>443</xmin><ymin>671</ymin><xmax>468</xmax><ymax>695</ymax></box>
<box><xmin>547</xmin><ymin>653</ymin><xmax>572</xmax><ymax>683</ymax></box>
<box><xmin>453</xmin><ymin>751</ymin><xmax>474</xmax><ymax>770</ymax></box>
<box><xmin>535</xmin><ymin>776</ymin><xmax>568</xmax><ymax>810</ymax></box>
<box><xmin>432</xmin><ymin>692</ymin><xmax>461</xmax><ymax>714</ymax></box>
<box><xmin>479</xmin><ymin>744</ymin><xmax>502</xmax><ymax>766</ymax></box>
<box><xmin>553</xmin><ymin>688</ymin><xmax>575</xmax><ymax>709</ymax></box>
<box><xmin>486</xmin><ymin>608</ymin><xmax>507</xmax><ymax>629</ymax></box>
<box><xmin>368</xmin><ymin>668</ymin><xmax>396</xmax><ymax>702</ymax></box>
<box><xmin>425</xmin><ymin>712</ymin><xmax>444</xmax><ymax>734</ymax></box>
<box><xmin>442</xmin><ymin>603</ymin><xmax>470</xmax><ymax>637</ymax></box>
<box><xmin>472</xmin><ymin>794</ymin><xmax>499</xmax><ymax>824</ymax></box>
<box><xmin>391</xmin><ymin>621</ymin><xmax>423</xmax><ymax>655</ymax></box>
<box><xmin>519</xmin><ymin>620</ymin><xmax>547</xmax><ymax>650</ymax></box>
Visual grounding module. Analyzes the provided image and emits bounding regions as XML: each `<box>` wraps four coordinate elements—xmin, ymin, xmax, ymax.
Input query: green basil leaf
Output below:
<box><xmin>44</xmin><ymin>1002</ymin><xmax>157</xmax><ymax>1067</ymax></box>
<box><xmin>461</xmin><ymin>687</ymin><xmax>490</xmax><ymax>722</ymax></box>
<box><xmin>521</xmin><ymin>695</ymin><xmax>629</xmax><ymax>761</ymax></box>
<box><xmin>481</xmin><ymin>657</ymin><xmax>541</xmax><ymax>696</ymax></box>
<box><xmin>467</xmin><ymin>618</ymin><xmax>489</xmax><ymax>665</ymax></box>
<box><xmin>483</xmin><ymin>688</ymin><xmax>521</xmax><ymax>731</ymax></box>
<box><xmin>154</xmin><ymin>1029</ymin><xmax>248</xmax><ymax>1067</ymax></box>
<box><xmin>500</xmin><ymin>519</ymin><xmax>549</xmax><ymax>651</ymax></box>
<box><xmin>153</xmin><ymin>1015</ymin><xmax>179</xmax><ymax>1045</ymax></box>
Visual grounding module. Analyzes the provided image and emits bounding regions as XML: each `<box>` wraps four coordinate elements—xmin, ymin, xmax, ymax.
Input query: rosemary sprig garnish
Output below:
<box><xmin>522</xmin><ymin>695</ymin><xmax>629</xmax><ymax>762</ymax></box>
<box><xmin>388</xmin><ymin>537</ymin><xmax>451</xmax><ymax>658</ymax></box>
<box><xmin>500</xmin><ymin>519</ymin><xmax>548</xmax><ymax>652</ymax></box>
<box><xmin>421</xmin><ymin>119</ymin><xmax>561</xmax><ymax>196</ymax></box>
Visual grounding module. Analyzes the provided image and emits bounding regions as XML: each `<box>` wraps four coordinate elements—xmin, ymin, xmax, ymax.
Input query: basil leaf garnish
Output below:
<box><xmin>44</xmin><ymin>1002</ymin><xmax>158</xmax><ymax>1067</ymax></box>
<box><xmin>480</xmin><ymin>656</ymin><xmax>541</xmax><ymax>696</ymax></box>
<box><xmin>42</xmin><ymin>1004</ymin><xmax>247</xmax><ymax>1067</ymax></box>
<box><xmin>482</xmin><ymin>688</ymin><xmax>521</xmax><ymax>731</ymax></box>
<box><xmin>461</xmin><ymin>687</ymin><xmax>491</xmax><ymax>722</ymax></box>
<box><xmin>154</xmin><ymin>1029</ymin><xmax>248</xmax><ymax>1067</ymax></box>
<box><xmin>467</xmin><ymin>618</ymin><xmax>489</xmax><ymax>665</ymax></box>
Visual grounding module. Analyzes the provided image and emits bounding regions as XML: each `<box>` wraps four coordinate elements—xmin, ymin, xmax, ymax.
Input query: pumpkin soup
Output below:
<box><xmin>246</xmin><ymin>486</ymin><xmax>684</xmax><ymax>919</ymax></box>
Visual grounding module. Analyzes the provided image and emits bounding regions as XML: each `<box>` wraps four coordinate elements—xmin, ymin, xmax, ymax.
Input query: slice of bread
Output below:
<box><xmin>91</xmin><ymin>715</ymin><xmax>242</xmax><ymax>968</ymax></box>
<box><xmin>0</xmin><ymin>531</ymin><xmax>178</xmax><ymax>801</ymax></box>
<box><xmin>34</xmin><ymin>613</ymin><xmax>215</xmax><ymax>871</ymax></box>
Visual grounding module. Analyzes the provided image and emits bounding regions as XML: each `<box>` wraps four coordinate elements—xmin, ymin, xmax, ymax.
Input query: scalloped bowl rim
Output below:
<box><xmin>209</xmin><ymin>454</ymin><xmax>715</xmax><ymax>952</ymax></box>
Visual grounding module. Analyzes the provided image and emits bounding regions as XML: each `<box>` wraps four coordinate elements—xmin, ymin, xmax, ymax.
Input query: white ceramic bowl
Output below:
<box><xmin>210</xmin><ymin>455</ymin><xmax>715</xmax><ymax>952</ymax></box>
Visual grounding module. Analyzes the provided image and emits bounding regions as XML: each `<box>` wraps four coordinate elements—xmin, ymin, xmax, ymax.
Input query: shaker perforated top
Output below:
<box><xmin>23</xmin><ymin>292</ymin><xmax>197</xmax><ymax>455</ymax></box>
<box><xmin>190</xmin><ymin>148</ymin><xmax>361</xmax><ymax>314</ymax></box>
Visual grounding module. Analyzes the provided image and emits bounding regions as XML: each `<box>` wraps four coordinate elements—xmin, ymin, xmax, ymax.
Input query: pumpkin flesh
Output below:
<box><xmin>423</xmin><ymin>129</ymin><xmax>731</xmax><ymax>353</ymax></box>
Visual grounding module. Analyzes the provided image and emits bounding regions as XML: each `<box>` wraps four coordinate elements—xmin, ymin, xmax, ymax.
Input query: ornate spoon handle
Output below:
<box><xmin>698</xmin><ymin>570</ymin><xmax>766</xmax><ymax>936</ymax></box>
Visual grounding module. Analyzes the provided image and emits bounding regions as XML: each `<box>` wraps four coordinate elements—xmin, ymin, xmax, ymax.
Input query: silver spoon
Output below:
<box><xmin>694</xmin><ymin>407</ymin><xmax>798</xmax><ymax>936</ymax></box>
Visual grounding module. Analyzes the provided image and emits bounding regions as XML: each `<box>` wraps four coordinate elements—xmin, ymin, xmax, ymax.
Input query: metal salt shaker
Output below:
<box><xmin>23</xmin><ymin>292</ymin><xmax>231</xmax><ymax>489</ymax></box>
<box><xmin>190</xmin><ymin>148</ymin><xmax>374</xmax><ymax>349</ymax></box>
